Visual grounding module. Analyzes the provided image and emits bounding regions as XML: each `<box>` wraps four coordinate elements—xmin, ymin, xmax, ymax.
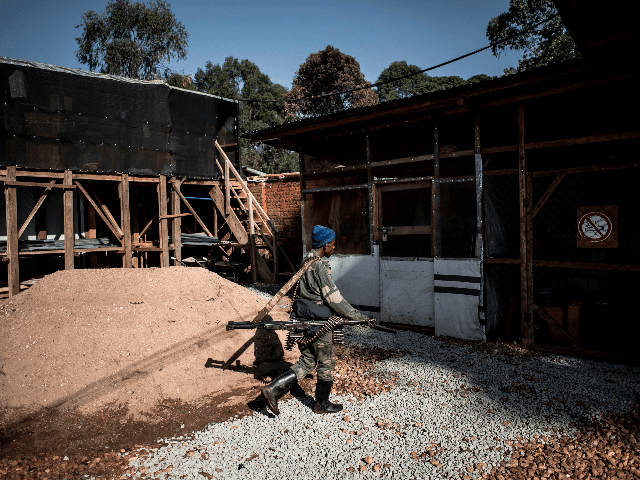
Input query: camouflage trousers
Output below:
<box><xmin>290</xmin><ymin>330</ymin><xmax>336</xmax><ymax>382</ymax></box>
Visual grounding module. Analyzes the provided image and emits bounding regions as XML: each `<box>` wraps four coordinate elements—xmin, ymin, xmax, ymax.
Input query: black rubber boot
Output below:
<box><xmin>313</xmin><ymin>379</ymin><xmax>343</xmax><ymax>414</ymax></box>
<box><xmin>261</xmin><ymin>369</ymin><xmax>297</xmax><ymax>416</ymax></box>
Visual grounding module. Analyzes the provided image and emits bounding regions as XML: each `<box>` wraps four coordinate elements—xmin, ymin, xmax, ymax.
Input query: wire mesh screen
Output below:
<box><xmin>531</xmin><ymin>167</ymin><xmax>640</xmax><ymax>354</ymax></box>
<box><xmin>485</xmin><ymin>263</ymin><xmax>521</xmax><ymax>342</ymax></box>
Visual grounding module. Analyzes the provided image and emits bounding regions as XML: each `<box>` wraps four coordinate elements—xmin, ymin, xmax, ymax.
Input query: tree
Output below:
<box><xmin>486</xmin><ymin>0</ymin><xmax>579</xmax><ymax>74</ymax></box>
<box><xmin>376</xmin><ymin>61</ymin><xmax>431</xmax><ymax>102</ymax></box>
<box><xmin>284</xmin><ymin>45</ymin><xmax>378</xmax><ymax>118</ymax></box>
<box><xmin>195</xmin><ymin>57</ymin><xmax>297</xmax><ymax>174</ymax></box>
<box><xmin>376</xmin><ymin>61</ymin><xmax>496</xmax><ymax>102</ymax></box>
<box><xmin>75</xmin><ymin>0</ymin><xmax>188</xmax><ymax>80</ymax></box>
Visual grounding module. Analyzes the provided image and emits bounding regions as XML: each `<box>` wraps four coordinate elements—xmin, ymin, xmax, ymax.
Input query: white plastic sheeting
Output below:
<box><xmin>330</xmin><ymin>249</ymin><xmax>380</xmax><ymax>317</ymax></box>
<box><xmin>380</xmin><ymin>257</ymin><xmax>435</xmax><ymax>327</ymax></box>
<box><xmin>434</xmin><ymin>258</ymin><xmax>485</xmax><ymax>341</ymax></box>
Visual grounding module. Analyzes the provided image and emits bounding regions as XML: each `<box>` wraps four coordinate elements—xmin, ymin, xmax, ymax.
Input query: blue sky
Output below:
<box><xmin>0</xmin><ymin>0</ymin><xmax>521</xmax><ymax>89</ymax></box>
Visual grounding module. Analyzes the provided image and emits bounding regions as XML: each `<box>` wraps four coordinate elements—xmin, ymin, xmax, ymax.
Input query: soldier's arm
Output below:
<box><xmin>316</xmin><ymin>265</ymin><xmax>368</xmax><ymax>321</ymax></box>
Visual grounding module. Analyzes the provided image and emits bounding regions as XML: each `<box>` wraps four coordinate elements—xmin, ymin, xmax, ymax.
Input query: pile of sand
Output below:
<box><xmin>0</xmin><ymin>267</ymin><xmax>296</xmax><ymax>424</ymax></box>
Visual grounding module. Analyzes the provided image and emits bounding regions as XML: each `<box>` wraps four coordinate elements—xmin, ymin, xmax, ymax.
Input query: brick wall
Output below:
<box><xmin>248</xmin><ymin>172</ymin><xmax>303</xmax><ymax>270</ymax></box>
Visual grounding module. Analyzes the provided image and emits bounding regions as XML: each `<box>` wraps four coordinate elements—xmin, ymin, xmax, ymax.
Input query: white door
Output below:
<box><xmin>434</xmin><ymin>258</ymin><xmax>484</xmax><ymax>341</ymax></box>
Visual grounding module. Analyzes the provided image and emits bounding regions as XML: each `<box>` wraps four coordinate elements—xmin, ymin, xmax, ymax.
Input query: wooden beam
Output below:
<box><xmin>158</xmin><ymin>175</ymin><xmax>169</xmax><ymax>267</ymax></box>
<box><xmin>2</xmin><ymin>180</ymin><xmax>75</xmax><ymax>189</ymax></box>
<box><xmin>87</xmin><ymin>184</ymin><xmax>124</xmax><ymax>239</ymax></box>
<box><xmin>209</xmin><ymin>185</ymin><xmax>248</xmax><ymax>244</ymax></box>
<box><xmin>131</xmin><ymin>187</ymin><xmax>139</xmax><ymax>268</ymax></box>
<box><xmin>172</xmin><ymin>184</ymin><xmax>213</xmax><ymax>237</ymax></box>
<box><xmin>171</xmin><ymin>178</ymin><xmax>182</xmax><ymax>263</ymax></box>
<box><xmin>385</xmin><ymin>225</ymin><xmax>432</xmax><ymax>235</ymax></box>
<box><xmin>120</xmin><ymin>173</ymin><xmax>132</xmax><ymax>268</ymax></box>
<box><xmin>4</xmin><ymin>166</ymin><xmax>19</xmax><ymax>297</ymax></box>
<box><xmin>534</xmin><ymin>260</ymin><xmax>640</xmax><ymax>272</ymax></box>
<box><xmin>18</xmin><ymin>180</ymin><xmax>56</xmax><ymax>238</ymax></box>
<box><xmin>432</xmin><ymin>121</ymin><xmax>441</xmax><ymax>257</ymax></box>
<box><xmin>63</xmin><ymin>170</ymin><xmax>74</xmax><ymax>270</ymax></box>
<box><xmin>518</xmin><ymin>103</ymin><xmax>534</xmax><ymax>349</ymax></box>
<box><xmin>249</xmin><ymin>197</ymin><xmax>257</xmax><ymax>283</ymax></box>
<box><xmin>532</xmin><ymin>174</ymin><xmax>565</xmax><ymax>219</ymax></box>
<box><xmin>75</xmin><ymin>181</ymin><xmax>124</xmax><ymax>244</ymax></box>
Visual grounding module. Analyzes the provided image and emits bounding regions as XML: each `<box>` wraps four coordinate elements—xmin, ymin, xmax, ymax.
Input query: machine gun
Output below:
<box><xmin>227</xmin><ymin>318</ymin><xmax>396</xmax><ymax>334</ymax></box>
<box><xmin>227</xmin><ymin>316</ymin><xmax>396</xmax><ymax>349</ymax></box>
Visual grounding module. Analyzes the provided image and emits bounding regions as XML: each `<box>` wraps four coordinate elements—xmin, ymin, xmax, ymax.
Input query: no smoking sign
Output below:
<box><xmin>577</xmin><ymin>205</ymin><xmax>618</xmax><ymax>248</ymax></box>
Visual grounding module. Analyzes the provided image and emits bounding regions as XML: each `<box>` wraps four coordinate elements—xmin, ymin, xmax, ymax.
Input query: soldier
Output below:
<box><xmin>261</xmin><ymin>225</ymin><xmax>370</xmax><ymax>415</ymax></box>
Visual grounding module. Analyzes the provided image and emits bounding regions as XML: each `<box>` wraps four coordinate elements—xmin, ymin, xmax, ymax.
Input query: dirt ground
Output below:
<box><xmin>0</xmin><ymin>267</ymin><xmax>397</xmax><ymax>479</ymax></box>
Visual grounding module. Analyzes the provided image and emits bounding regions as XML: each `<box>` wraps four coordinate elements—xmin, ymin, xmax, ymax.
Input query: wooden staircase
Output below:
<box><xmin>210</xmin><ymin>141</ymin><xmax>294</xmax><ymax>284</ymax></box>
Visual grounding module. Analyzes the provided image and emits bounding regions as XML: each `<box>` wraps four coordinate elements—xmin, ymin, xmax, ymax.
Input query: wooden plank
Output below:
<box><xmin>3</xmin><ymin>180</ymin><xmax>75</xmax><ymax>189</ymax></box>
<box><xmin>532</xmin><ymin>304</ymin><xmax>582</xmax><ymax>350</ymax></box>
<box><xmin>369</xmin><ymin>154</ymin><xmax>433</xmax><ymax>169</ymax></box>
<box><xmin>526</xmin><ymin>130</ymin><xmax>640</xmax><ymax>150</ymax></box>
<box><xmin>532</xmin><ymin>161</ymin><xmax>639</xmax><ymax>178</ymax></box>
<box><xmin>432</xmin><ymin>121</ymin><xmax>441</xmax><ymax>257</ymax></box>
<box><xmin>386</xmin><ymin>225</ymin><xmax>432</xmax><ymax>235</ymax></box>
<box><xmin>484</xmin><ymin>257</ymin><xmax>521</xmax><ymax>264</ymax></box>
<box><xmin>63</xmin><ymin>170</ymin><xmax>74</xmax><ymax>270</ymax></box>
<box><xmin>120</xmin><ymin>173</ymin><xmax>132</xmax><ymax>268</ymax></box>
<box><xmin>534</xmin><ymin>260</ymin><xmax>640</xmax><ymax>272</ymax></box>
<box><xmin>532</xmin><ymin>174</ymin><xmax>565</xmax><ymax>218</ymax></box>
<box><xmin>87</xmin><ymin>184</ymin><xmax>124</xmax><ymax>239</ymax></box>
<box><xmin>75</xmin><ymin>181</ymin><xmax>124</xmax><ymax>244</ymax></box>
<box><xmin>224</xmin><ymin>151</ymin><xmax>230</xmax><ymax>215</ymax></box>
<box><xmin>160</xmin><ymin>213</ymin><xmax>191</xmax><ymax>219</ymax></box>
<box><xmin>5</xmin><ymin>166</ymin><xmax>19</xmax><ymax>297</ymax></box>
<box><xmin>518</xmin><ymin>103</ymin><xmax>534</xmax><ymax>349</ymax></box>
<box><xmin>131</xmin><ymin>186</ymin><xmax>139</xmax><ymax>268</ymax></box>
<box><xmin>481</xmin><ymin>145</ymin><xmax>519</xmax><ymax>154</ymax></box>
<box><xmin>18</xmin><ymin>180</ymin><xmax>56</xmax><ymax>238</ymax></box>
<box><xmin>158</xmin><ymin>176</ymin><xmax>170</xmax><ymax>267</ymax></box>
<box><xmin>377</xmin><ymin>180</ymin><xmax>432</xmax><ymax>193</ymax></box>
<box><xmin>171</xmin><ymin>179</ymin><xmax>182</xmax><ymax>263</ymax></box>
<box><xmin>302</xmin><ymin>184</ymin><xmax>369</xmax><ymax>194</ymax></box>
<box><xmin>439</xmin><ymin>149</ymin><xmax>475</xmax><ymax>159</ymax></box>
<box><xmin>483</xmin><ymin>169</ymin><xmax>519</xmax><ymax>176</ymax></box>
<box><xmin>172</xmin><ymin>184</ymin><xmax>213</xmax><ymax>237</ymax></box>
<box><xmin>304</xmin><ymin>163</ymin><xmax>369</xmax><ymax>176</ymax></box>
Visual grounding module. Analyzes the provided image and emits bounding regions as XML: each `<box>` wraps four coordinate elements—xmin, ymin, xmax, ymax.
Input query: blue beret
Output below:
<box><xmin>312</xmin><ymin>225</ymin><xmax>335</xmax><ymax>248</ymax></box>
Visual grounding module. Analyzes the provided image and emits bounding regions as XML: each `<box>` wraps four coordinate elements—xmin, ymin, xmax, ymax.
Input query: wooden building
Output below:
<box><xmin>1</xmin><ymin>57</ymin><xmax>287</xmax><ymax>298</ymax></box>
<box><xmin>245</xmin><ymin>2</ymin><xmax>640</xmax><ymax>359</ymax></box>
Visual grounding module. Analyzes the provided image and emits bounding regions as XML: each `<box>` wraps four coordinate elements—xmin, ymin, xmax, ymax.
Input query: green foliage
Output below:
<box><xmin>165</xmin><ymin>72</ymin><xmax>197</xmax><ymax>90</ymax></box>
<box><xmin>486</xmin><ymin>0</ymin><xmax>579</xmax><ymax>74</ymax></box>
<box><xmin>376</xmin><ymin>61</ymin><xmax>495</xmax><ymax>102</ymax></box>
<box><xmin>376</xmin><ymin>61</ymin><xmax>431</xmax><ymax>102</ymax></box>
<box><xmin>75</xmin><ymin>0</ymin><xmax>188</xmax><ymax>80</ymax></box>
<box><xmin>284</xmin><ymin>45</ymin><xmax>378</xmax><ymax>118</ymax></box>
<box><xmin>194</xmin><ymin>57</ymin><xmax>296</xmax><ymax>174</ymax></box>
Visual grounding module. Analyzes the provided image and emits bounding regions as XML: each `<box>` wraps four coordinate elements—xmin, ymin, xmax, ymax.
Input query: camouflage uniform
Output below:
<box><xmin>290</xmin><ymin>250</ymin><xmax>368</xmax><ymax>382</ymax></box>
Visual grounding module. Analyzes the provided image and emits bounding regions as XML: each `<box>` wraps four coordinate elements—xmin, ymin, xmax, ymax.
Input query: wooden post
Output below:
<box><xmin>432</xmin><ymin>121</ymin><xmax>441</xmax><ymax>257</ymax></box>
<box><xmin>158</xmin><ymin>175</ymin><xmax>169</xmax><ymax>267</ymax></box>
<box><xmin>5</xmin><ymin>166</ymin><xmax>19</xmax><ymax>297</ymax></box>
<box><xmin>171</xmin><ymin>180</ymin><xmax>182</xmax><ymax>263</ymax></box>
<box><xmin>249</xmin><ymin>196</ymin><xmax>257</xmax><ymax>283</ymax></box>
<box><xmin>131</xmin><ymin>187</ymin><xmax>140</xmax><ymax>268</ymax></box>
<box><xmin>120</xmin><ymin>173</ymin><xmax>132</xmax><ymax>268</ymax></box>
<box><xmin>63</xmin><ymin>170</ymin><xmax>74</xmax><ymax>270</ymax></box>
<box><xmin>366</xmin><ymin>128</ymin><xmax>379</xmax><ymax>246</ymax></box>
<box><xmin>86</xmin><ymin>196</ymin><xmax>99</xmax><ymax>268</ymax></box>
<box><xmin>518</xmin><ymin>102</ymin><xmax>534</xmax><ymax>348</ymax></box>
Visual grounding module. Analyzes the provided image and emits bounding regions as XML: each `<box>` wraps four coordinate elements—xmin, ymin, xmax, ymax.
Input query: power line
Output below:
<box><xmin>235</xmin><ymin>12</ymin><xmax>560</xmax><ymax>104</ymax></box>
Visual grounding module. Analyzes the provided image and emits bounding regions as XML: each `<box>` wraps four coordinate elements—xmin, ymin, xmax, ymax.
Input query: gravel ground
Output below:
<box><xmin>123</xmin><ymin>326</ymin><xmax>640</xmax><ymax>479</ymax></box>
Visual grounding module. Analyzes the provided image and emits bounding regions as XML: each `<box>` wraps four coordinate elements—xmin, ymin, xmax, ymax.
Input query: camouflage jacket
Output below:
<box><xmin>298</xmin><ymin>250</ymin><xmax>368</xmax><ymax>321</ymax></box>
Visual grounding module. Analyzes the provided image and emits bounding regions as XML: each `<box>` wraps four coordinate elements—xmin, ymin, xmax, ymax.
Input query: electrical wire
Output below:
<box><xmin>236</xmin><ymin>13</ymin><xmax>560</xmax><ymax>104</ymax></box>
